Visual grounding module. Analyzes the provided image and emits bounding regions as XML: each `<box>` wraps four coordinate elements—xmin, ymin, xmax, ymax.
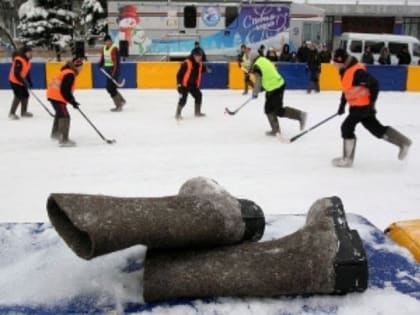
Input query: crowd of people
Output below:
<box><xmin>5</xmin><ymin>36</ymin><xmax>413</xmax><ymax>167</ymax></box>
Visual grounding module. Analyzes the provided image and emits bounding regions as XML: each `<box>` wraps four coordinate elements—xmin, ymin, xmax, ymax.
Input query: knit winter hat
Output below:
<box><xmin>333</xmin><ymin>48</ymin><xmax>348</xmax><ymax>63</ymax></box>
<box><xmin>191</xmin><ymin>47</ymin><xmax>203</xmax><ymax>56</ymax></box>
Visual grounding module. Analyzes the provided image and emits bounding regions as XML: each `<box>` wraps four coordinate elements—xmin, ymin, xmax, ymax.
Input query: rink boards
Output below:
<box><xmin>1</xmin><ymin>62</ymin><xmax>420</xmax><ymax>91</ymax></box>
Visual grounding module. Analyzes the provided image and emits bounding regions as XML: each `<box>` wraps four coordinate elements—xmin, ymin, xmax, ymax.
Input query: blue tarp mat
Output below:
<box><xmin>0</xmin><ymin>214</ymin><xmax>418</xmax><ymax>314</ymax></box>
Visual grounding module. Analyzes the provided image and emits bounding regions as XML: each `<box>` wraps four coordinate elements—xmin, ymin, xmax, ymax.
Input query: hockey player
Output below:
<box><xmin>332</xmin><ymin>48</ymin><xmax>412</xmax><ymax>167</ymax></box>
<box><xmin>250</xmin><ymin>53</ymin><xmax>307</xmax><ymax>136</ymax></box>
<box><xmin>239</xmin><ymin>46</ymin><xmax>254</xmax><ymax>95</ymax></box>
<box><xmin>8</xmin><ymin>46</ymin><xmax>33</xmax><ymax>119</ymax></box>
<box><xmin>99</xmin><ymin>34</ymin><xmax>126</xmax><ymax>112</ymax></box>
<box><xmin>175</xmin><ymin>47</ymin><xmax>208</xmax><ymax>120</ymax></box>
<box><xmin>46</xmin><ymin>57</ymin><xmax>83</xmax><ymax>147</ymax></box>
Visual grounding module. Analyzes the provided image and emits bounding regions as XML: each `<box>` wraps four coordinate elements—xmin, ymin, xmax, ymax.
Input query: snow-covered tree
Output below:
<box><xmin>79</xmin><ymin>0</ymin><xmax>107</xmax><ymax>41</ymax></box>
<box><xmin>17</xmin><ymin>0</ymin><xmax>76</xmax><ymax>49</ymax></box>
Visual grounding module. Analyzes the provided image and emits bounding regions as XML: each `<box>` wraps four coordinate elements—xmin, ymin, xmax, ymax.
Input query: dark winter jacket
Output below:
<box><xmin>319</xmin><ymin>49</ymin><xmax>331</xmax><ymax>63</ymax></box>
<box><xmin>279</xmin><ymin>44</ymin><xmax>292</xmax><ymax>62</ymax></box>
<box><xmin>397</xmin><ymin>50</ymin><xmax>411</xmax><ymax>65</ymax></box>
<box><xmin>297</xmin><ymin>45</ymin><xmax>310</xmax><ymax>63</ymax></box>
<box><xmin>307</xmin><ymin>49</ymin><xmax>321</xmax><ymax>71</ymax></box>
<box><xmin>177</xmin><ymin>55</ymin><xmax>206</xmax><ymax>88</ymax></box>
<box><xmin>361</xmin><ymin>51</ymin><xmax>374</xmax><ymax>64</ymax></box>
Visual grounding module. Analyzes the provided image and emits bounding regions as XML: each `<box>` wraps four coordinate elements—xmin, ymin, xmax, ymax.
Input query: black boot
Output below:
<box><xmin>20</xmin><ymin>98</ymin><xmax>33</xmax><ymax>117</ymax></box>
<box><xmin>265</xmin><ymin>113</ymin><xmax>280</xmax><ymax>136</ymax></box>
<box><xmin>332</xmin><ymin>138</ymin><xmax>356</xmax><ymax>168</ymax></box>
<box><xmin>283</xmin><ymin>107</ymin><xmax>307</xmax><ymax>130</ymax></box>
<box><xmin>383</xmin><ymin>127</ymin><xmax>412</xmax><ymax>160</ymax></box>
<box><xmin>195</xmin><ymin>103</ymin><xmax>205</xmax><ymax>117</ymax></box>
<box><xmin>9</xmin><ymin>97</ymin><xmax>20</xmax><ymax>120</ymax></box>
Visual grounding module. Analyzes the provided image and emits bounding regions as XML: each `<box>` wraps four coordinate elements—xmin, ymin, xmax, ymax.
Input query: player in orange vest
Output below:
<box><xmin>8</xmin><ymin>46</ymin><xmax>33</xmax><ymax>119</ymax></box>
<box><xmin>46</xmin><ymin>58</ymin><xmax>83</xmax><ymax>147</ymax></box>
<box><xmin>332</xmin><ymin>48</ymin><xmax>412</xmax><ymax>167</ymax></box>
<box><xmin>175</xmin><ymin>47</ymin><xmax>209</xmax><ymax>120</ymax></box>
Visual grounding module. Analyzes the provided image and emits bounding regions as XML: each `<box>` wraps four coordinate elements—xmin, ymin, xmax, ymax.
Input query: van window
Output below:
<box><xmin>388</xmin><ymin>42</ymin><xmax>408</xmax><ymax>55</ymax></box>
<box><xmin>225</xmin><ymin>7</ymin><xmax>238</xmax><ymax>28</ymax></box>
<box><xmin>365</xmin><ymin>41</ymin><xmax>385</xmax><ymax>54</ymax></box>
<box><xmin>350</xmin><ymin>40</ymin><xmax>362</xmax><ymax>53</ymax></box>
<box><xmin>184</xmin><ymin>6</ymin><xmax>197</xmax><ymax>28</ymax></box>
<box><xmin>413</xmin><ymin>43</ymin><xmax>420</xmax><ymax>57</ymax></box>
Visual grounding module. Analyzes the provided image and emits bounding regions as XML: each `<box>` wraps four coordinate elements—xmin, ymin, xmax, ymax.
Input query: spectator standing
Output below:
<box><xmin>361</xmin><ymin>46</ymin><xmax>374</xmax><ymax>64</ymax></box>
<box><xmin>279</xmin><ymin>44</ymin><xmax>292</xmax><ymax>62</ymax></box>
<box><xmin>319</xmin><ymin>44</ymin><xmax>332</xmax><ymax>63</ymax></box>
<box><xmin>297</xmin><ymin>41</ymin><xmax>310</xmax><ymax>63</ymax></box>
<box><xmin>266</xmin><ymin>47</ymin><xmax>278</xmax><ymax>62</ymax></box>
<box><xmin>378</xmin><ymin>47</ymin><xmax>391</xmax><ymax>65</ymax></box>
<box><xmin>397</xmin><ymin>47</ymin><xmax>411</xmax><ymax>65</ymax></box>
<box><xmin>258</xmin><ymin>45</ymin><xmax>265</xmax><ymax>57</ymax></box>
<box><xmin>306</xmin><ymin>43</ymin><xmax>321</xmax><ymax>93</ymax></box>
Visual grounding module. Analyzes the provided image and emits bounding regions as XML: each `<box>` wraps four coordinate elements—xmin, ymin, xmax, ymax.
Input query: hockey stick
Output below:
<box><xmin>77</xmin><ymin>108</ymin><xmax>116</xmax><ymax>144</ymax></box>
<box><xmin>99</xmin><ymin>68</ymin><xmax>126</xmax><ymax>88</ymax></box>
<box><xmin>25</xmin><ymin>83</ymin><xmax>55</xmax><ymax>117</ymax></box>
<box><xmin>289</xmin><ymin>113</ymin><xmax>338</xmax><ymax>143</ymax></box>
<box><xmin>225</xmin><ymin>97</ymin><xmax>254</xmax><ymax>115</ymax></box>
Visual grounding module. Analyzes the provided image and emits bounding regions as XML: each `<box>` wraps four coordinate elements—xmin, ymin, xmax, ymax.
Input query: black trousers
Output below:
<box><xmin>10</xmin><ymin>82</ymin><xmax>29</xmax><ymax>100</ymax></box>
<box><xmin>264</xmin><ymin>85</ymin><xmax>286</xmax><ymax>116</ymax></box>
<box><xmin>104</xmin><ymin>67</ymin><xmax>118</xmax><ymax>97</ymax></box>
<box><xmin>178</xmin><ymin>86</ymin><xmax>202</xmax><ymax>107</ymax></box>
<box><xmin>341</xmin><ymin>106</ymin><xmax>387</xmax><ymax>139</ymax></box>
<box><xmin>50</xmin><ymin>100</ymin><xmax>70</xmax><ymax>118</ymax></box>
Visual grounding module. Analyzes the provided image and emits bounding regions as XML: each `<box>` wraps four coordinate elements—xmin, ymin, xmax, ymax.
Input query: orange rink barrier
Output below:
<box><xmin>45</xmin><ymin>62</ymin><xmax>93</xmax><ymax>89</ymax></box>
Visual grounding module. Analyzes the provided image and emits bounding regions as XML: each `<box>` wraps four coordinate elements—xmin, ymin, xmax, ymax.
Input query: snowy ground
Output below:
<box><xmin>0</xmin><ymin>88</ymin><xmax>419</xmax><ymax>314</ymax></box>
<box><xmin>1</xmin><ymin>89</ymin><xmax>419</xmax><ymax>229</ymax></box>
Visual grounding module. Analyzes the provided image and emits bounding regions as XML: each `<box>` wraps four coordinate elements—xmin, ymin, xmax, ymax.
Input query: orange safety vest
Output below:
<box><xmin>46</xmin><ymin>68</ymin><xmax>76</xmax><ymax>104</ymax></box>
<box><xmin>181</xmin><ymin>59</ymin><xmax>202</xmax><ymax>88</ymax></box>
<box><xmin>9</xmin><ymin>56</ymin><xmax>31</xmax><ymax>86</ymax></box>
<box><xmin>341</xmin><ymin>63</ymin><xmax>370</xmax><ymax>107</ymax></box>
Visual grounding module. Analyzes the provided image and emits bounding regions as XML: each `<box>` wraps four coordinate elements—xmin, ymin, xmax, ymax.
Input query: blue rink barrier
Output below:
<box><xmin>92</xmin><ymin>63</ymin><xmax>137</xmax><ymax>89</ymax></box>
<box><xmin>201</xmin><ymin>62</ymin><xmax>228</xmax><ymax>89</ymax></box>
<box><xmin>0</xmin><ymin>213</ymin><xmax>418</xmax><ymax>314</ymax></box>
<box><xmin>0</xmin><ymin>62</ymin><xmax>415</xmax><ymax>91</ymax></box>
<box><xmin>366</xmin><ymin>65</ymin><xmax>406</xmax><ymax>91</ymax></box>
<box><xmin>276</xmin><ymin>62</ymin><xmax>308</xmax><ymax>90</ymax></box>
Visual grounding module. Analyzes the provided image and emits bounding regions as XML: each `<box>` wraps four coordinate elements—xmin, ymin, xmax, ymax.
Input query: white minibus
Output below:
<box><xmin>337</xmin><ymin>32</ymin><xmax>420</xmax><ymax>65</ymax></box>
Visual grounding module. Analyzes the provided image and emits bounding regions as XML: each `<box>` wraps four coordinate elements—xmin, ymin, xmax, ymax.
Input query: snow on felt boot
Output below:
<box><xmin>9</xmin><ymin>97</ymin><xmax>20</xmax><ymax>120</ymax></box>
<box><xmin>58</xmin><ymin>118</ymin><xmax>76</xmax><ymax>147</ymax></box>
<box><xmin>332</xmin><ymin>138</ymin><xmax>356</xmax><ymax>168</ymax></box>
<box><xmin>51</xmin><ymin>117</ymin><xmax>60</xmax><ymax>140</ymax></box>
<box><xmin>265</xmin><ymin>113</ymin><xmax>280</xmax><ymax>136</ymax></box>
<box><xmin>20</xmin><ymin>98</ymin><xmax>33</xmax><ymax>117</ymax></box>
<box><xmin>194</xmin><ymin>103</ymin><xmax>205</xmax><ymax>117</ymax></box>
<box><xmin>283</xmin><ymin>107</ymin><xmax>307</xmax><ymax>130</ymax></box>
<box><xmin>383</xmin><ymin>127</ymin><xmax>412</xmax><ymax>160</ymax></box>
